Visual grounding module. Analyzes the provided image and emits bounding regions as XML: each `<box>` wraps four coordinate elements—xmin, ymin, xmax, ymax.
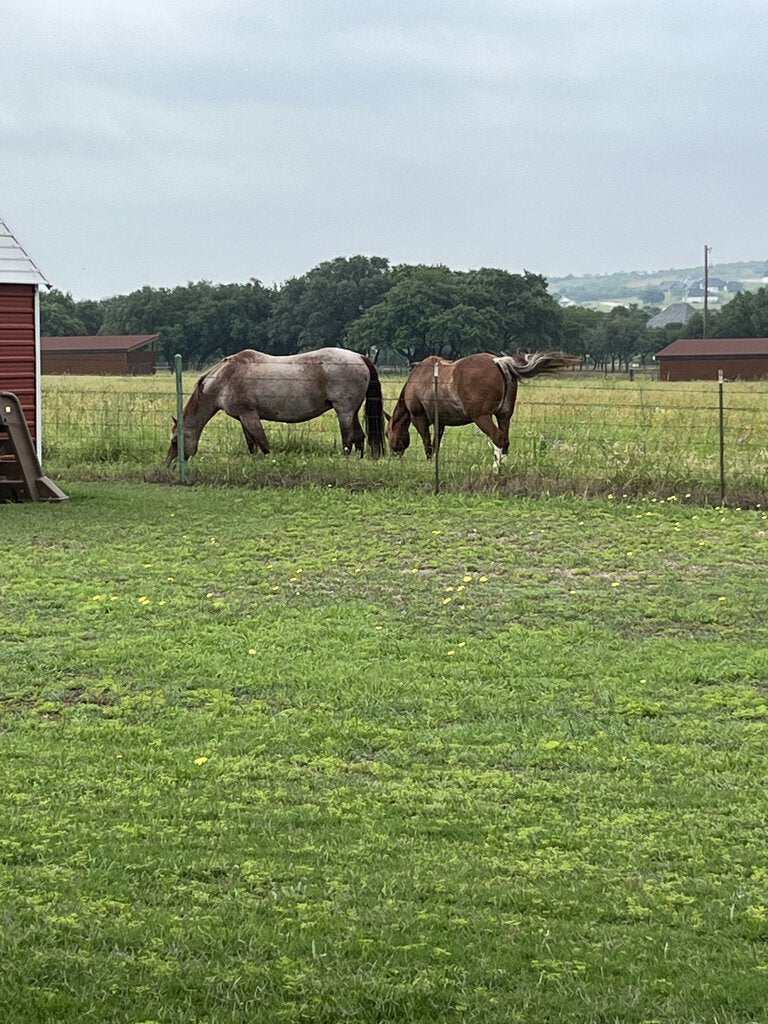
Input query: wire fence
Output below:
<box><xmin>41</xmin><ymin>370</ymin><xmax>768</xmax><ymax>505</ymax></box>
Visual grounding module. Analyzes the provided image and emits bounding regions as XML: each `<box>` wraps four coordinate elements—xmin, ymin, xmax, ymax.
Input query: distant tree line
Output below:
<box><xmin>678</xmin><ymin>287</ymin><xmax>768</xmax><ymax>341</ymax></box>
<box><xmin>41</xmin><ymin>255</ymin><xmax>768</xmax><ymax>373</ymax></box>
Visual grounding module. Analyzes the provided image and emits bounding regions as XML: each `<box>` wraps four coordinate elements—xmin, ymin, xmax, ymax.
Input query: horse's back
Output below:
<box><xmin>403</xmin><ymin>353</ymin><xmax>504</xmax><ymax>423</ymax></box>
<box><xmin>208</xmin><ymin>346</ymin><xmax>370</xmax><ymax>422</ymax></box>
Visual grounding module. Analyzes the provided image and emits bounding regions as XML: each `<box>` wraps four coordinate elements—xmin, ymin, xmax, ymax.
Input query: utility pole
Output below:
<box><xmin>703</xmin><ymin>244</ymin><xmax>712</xmax><ymax>340</ymax></box>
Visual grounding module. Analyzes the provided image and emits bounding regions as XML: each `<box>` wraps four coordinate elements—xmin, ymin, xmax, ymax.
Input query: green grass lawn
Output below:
<box><xmin>3</xmin><ymin>482</ymin><xmax>768</xmax><ymax>1023</ymax></box>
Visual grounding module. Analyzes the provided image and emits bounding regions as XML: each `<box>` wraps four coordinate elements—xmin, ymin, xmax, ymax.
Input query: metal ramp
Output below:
<box><xmin>0</xmin><ymin>391</ymin><xmax>67</xmax><ymax>502</ymax></box>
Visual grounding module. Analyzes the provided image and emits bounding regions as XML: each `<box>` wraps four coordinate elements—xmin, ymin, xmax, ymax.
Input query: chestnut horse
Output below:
<box><xmin>166</xmin><ymin>348</ymin><xmax>385</xmax><ymax>465</ymax></box>
<box><xmin>387</xmin><ymin>351</ymin><xmax>578</xmax><ymax>469</ymax></box>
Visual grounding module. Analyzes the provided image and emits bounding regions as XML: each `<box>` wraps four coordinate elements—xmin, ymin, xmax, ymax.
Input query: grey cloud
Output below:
<box><xmin>2</xmin><ymin>0</ymin><xmax>767</xmax><ymax>297</ymax></box>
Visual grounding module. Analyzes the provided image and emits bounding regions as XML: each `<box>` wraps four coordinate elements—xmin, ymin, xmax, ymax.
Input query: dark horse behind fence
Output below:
<box><xmin>387</xmin><ymin>351</ymin><xmax>579</xmax><ymax>470</ymax></box>
<box><xmin>166</xmin><ymin>347</ymin><xmax>386</xmax><ymax>465</ymax></box>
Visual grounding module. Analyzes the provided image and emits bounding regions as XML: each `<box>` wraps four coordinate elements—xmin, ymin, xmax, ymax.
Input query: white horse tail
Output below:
<box><xmin>494</xmin><ymin>351</ymin><xmax>579</xmax><ymax>381</ymax></box>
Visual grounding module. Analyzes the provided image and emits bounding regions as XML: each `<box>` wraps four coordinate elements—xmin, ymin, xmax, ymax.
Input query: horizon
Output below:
<box><xmin>35</xmin><ymin>251</ymin><xmax>767</xmax><ymax>303</ymax></box>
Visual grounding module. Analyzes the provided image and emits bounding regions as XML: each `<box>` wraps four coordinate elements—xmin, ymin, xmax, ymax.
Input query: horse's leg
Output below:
<box><xmin>335</xmin><ymin>410</ymin><xmax>358</xmax><ymax>456</ymax></box>
<box><xmin>474</xmin><ymin>414</ymin><xmax>509</xmax><ymax>473</ymax></box>
<box><xmin>490</xmin><ymin>382</ymin><xmax>516</xmax><ymax>471</ymax></box>
<box><xmin>491</xmin><ymin>411</ymin><xmax>513</xmax><ymax>472</ymax></box>
<box><xmin>239</xmin><ymin>411</ymin><xmax>270</xmax><ymax>455</ymax></box>
<box><xmin>350</xmin><ymin>412</ymin><xmax>365</xmax><ymax>458</ymax></box>
<box><xmin>240</xmin><ymin>419</ymin><xmax>257</xmax><ymax>454</ymax></box>
<box><xmin>411</xmin><ymin>411</ymin><xmax>434</xmax><ymax>459</ymax></box>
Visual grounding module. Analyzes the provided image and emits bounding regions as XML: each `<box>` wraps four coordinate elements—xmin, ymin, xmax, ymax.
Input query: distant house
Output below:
<box><xmin>41</xmin><ymin>335</ymin><xmax>158</xmax><ymax>375</ymax></box>
<box><xmin>656</xmin><ymin>338</ymin><xmax>768</xmax><ymax>381</ymax></box>
<box><xmin>647</xmin><ymin>302</ymin><xmax>696</xmax><ymax>329</ymax></box>
<box><xmin>684</xmin><ymin>276</ymin><xmax>726</xmax><ymax>292</ymax></box>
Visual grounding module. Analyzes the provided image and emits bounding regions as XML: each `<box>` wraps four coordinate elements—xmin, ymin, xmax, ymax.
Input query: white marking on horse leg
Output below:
<box><xmin>492</xmin><ymin>445</ymin><xmax>506</xmax><ymax>474</ymax></box>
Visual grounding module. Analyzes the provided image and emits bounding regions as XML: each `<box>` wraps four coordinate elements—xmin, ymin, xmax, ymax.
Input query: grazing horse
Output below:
<box><xmin>387</xmin><ymin>351</ymin><xmax>578</xmax><ymax>469</ymax></box>
<box><xmin>166</xmin><ymin>348</ymin><xmax>385</xmax><ymax>465</ymax></box>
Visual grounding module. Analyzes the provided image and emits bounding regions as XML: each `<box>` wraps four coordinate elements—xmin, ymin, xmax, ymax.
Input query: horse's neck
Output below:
<box><xmin>392</xmin><ymin>391</ymin><xmax>411</xmax><ymax>426</ymax></box>
<box><xmin>183</xmin><ymin>387</ymin><xmax>218</xmax><ymax>438</ymax></box>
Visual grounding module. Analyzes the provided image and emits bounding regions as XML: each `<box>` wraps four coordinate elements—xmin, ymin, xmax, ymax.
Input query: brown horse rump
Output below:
<box><xmin>387</xmin><ymin>350</ymin><xmax>578</xmax><ymax>461</ymax></box>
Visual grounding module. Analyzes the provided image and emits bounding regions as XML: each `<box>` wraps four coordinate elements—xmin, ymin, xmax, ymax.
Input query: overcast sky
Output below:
<box><xmin>3</xmin><ymin>0</ymin><xmax>766</xmax><ymax>299</ymax></box>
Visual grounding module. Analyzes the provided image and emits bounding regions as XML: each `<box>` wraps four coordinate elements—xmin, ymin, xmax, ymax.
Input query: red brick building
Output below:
<box><xmin>42</xmin><ymin>335</ymin><xmax>158</xmax><ymax>375</ymax></box>
<box><xmin>656</xmin><ymin>338</ymin><xmax>768</xmax><ymax>381</ymax></box>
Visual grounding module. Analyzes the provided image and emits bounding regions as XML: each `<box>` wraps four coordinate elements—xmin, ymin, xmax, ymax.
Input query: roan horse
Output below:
<box><xmin>386</xmin><ymin>351</ymin><xmax>578</xmax><ymax>470</ymax></box>
<box><xmin>166</xmin><ymin>347</ymin><xmax>385</xmax><ymax>465</ymax></box>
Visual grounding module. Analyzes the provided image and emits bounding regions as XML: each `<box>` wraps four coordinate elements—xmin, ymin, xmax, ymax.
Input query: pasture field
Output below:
<box><xmin>41</xmin><ymin>372</ymin><xmax>768</xmax><ymax>505</ymax></box>
<box><xmin>3</xmin><ymin>481</ymin><xmax>768</xmax><ymax>1023</ymax></box>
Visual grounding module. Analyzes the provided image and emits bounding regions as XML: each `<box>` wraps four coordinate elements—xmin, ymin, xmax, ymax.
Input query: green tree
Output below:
<box><xmin>347</xmin><ymin>265</ymin><xmax>457</xmax><ymax>363</ymax></box>
<box><xmin>40</xmin><ymin>290</ymin><xmax>88</xmax><ymax>336</ymax></box>
<box><xmin>41</xmin><ymin>290</ymin><xmax>110</xmax><ymax>337</ymax></box>
<box><xmin>711</xmin><ymin>287</ymin><xmax>768</xmax><ymax>337</ymax></box>
<box><xmin>268</xmin><ymin>255</ymin><xmax>392</xmax><ymax>355</ymax></box>
<box><xmin>587</xmin><ymin>305</ymin><xmax>652</xmax><ymax>371</ymax></box>
<box><xmin>348</xmin><ymin>265</ymin><xmax>563</xmax><ymax>363</ymax></box>
<box><xmin>463</xmin><ymin>269</ymin><xmax>563</xmax><ymax>350</ymax></box>
<box><xmin>100</xmin><ymin>281</ymin><xmax>275</xmax><ymax>368</ymax></box>
<box><xmin>560</xmin><ymin>306</ymin><xmax>602</xmax><ymax>362</ymax></box>
<box><xmin>77</xmin><ymin>299</ymin><xmax>107</xmax><ymax>335</ymax></box>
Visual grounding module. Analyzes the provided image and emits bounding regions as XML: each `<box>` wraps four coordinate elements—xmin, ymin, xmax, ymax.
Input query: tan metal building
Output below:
<box><xmin>656</xmin><ymin>338</ymin><xmax>768</xmax><ymax>381</ymax></box>
<box><xmin>42</xmin><ymin>334</ymin><xmax>158</xmax><ymax>375</ymax></box>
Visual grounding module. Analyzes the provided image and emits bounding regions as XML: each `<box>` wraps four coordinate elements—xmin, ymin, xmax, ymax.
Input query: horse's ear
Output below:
<box><xmin>384</xmin><ymin>410</ymin><xmax>391</xmax><ymax>423</ymax></box>
<box><xmin>172</xmin><ymin>416</ymin><xmax>177</xmax><ymax>426</ymax></box>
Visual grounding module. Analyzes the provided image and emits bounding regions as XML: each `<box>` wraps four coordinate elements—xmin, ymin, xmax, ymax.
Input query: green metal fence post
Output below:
<box><xmin>175</xmin><ymin>353</ymin><xmax>187</xmax><ymax>485</ymax></box>
<box><xmin>718</xmin><ymin>369</ymin><xmax>725</xmax><ymax>507</ymax></box>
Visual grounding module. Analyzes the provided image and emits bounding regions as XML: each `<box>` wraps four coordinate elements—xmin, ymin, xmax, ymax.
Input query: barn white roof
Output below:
<box><xmin>0</xmin><ymin>217</ymin><xmax>50</xmax><ymax>286</ymax></box>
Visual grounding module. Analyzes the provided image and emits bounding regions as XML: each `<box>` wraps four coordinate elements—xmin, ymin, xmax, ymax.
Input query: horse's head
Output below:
<box><xmin>166</xmin><ymin>417</ymin><xmax>198</xmax><ymax>466</ymax></box>
<box><xmin>385</xmin><ymin>409</ymin><xmax>410</xmax><ymax>455</ymax></box>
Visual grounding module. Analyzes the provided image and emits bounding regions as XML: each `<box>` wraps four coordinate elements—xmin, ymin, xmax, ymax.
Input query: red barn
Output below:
<box><xmin>42</xmin><ymin>335</ymin><xmax>159</xmax><ymax>375</ymax></box>
<box><xmin>0</xmin><ymin>217</ymin><xmax>50</xmax><ymax>456</ymax></box>
<box><xmin>656</xmin><ymin>338</ymin><xmax>768</xmax><ymax>381</ymax></box>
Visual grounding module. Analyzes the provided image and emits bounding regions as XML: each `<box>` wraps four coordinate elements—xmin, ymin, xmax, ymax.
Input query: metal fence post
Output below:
<box><xmin>433</xmin><ymin>362</ymin><xmax>440</xmax><ymax>495</ymax></box>
<box><xmin>175</xmin><ymin>353</ymin><xmax>187</xmax><ymax>485</ymax></box>
<box><xmin>718</xmin><ymin>369</ymin><xmax>725</xmax><ymax>506</ymax></box>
